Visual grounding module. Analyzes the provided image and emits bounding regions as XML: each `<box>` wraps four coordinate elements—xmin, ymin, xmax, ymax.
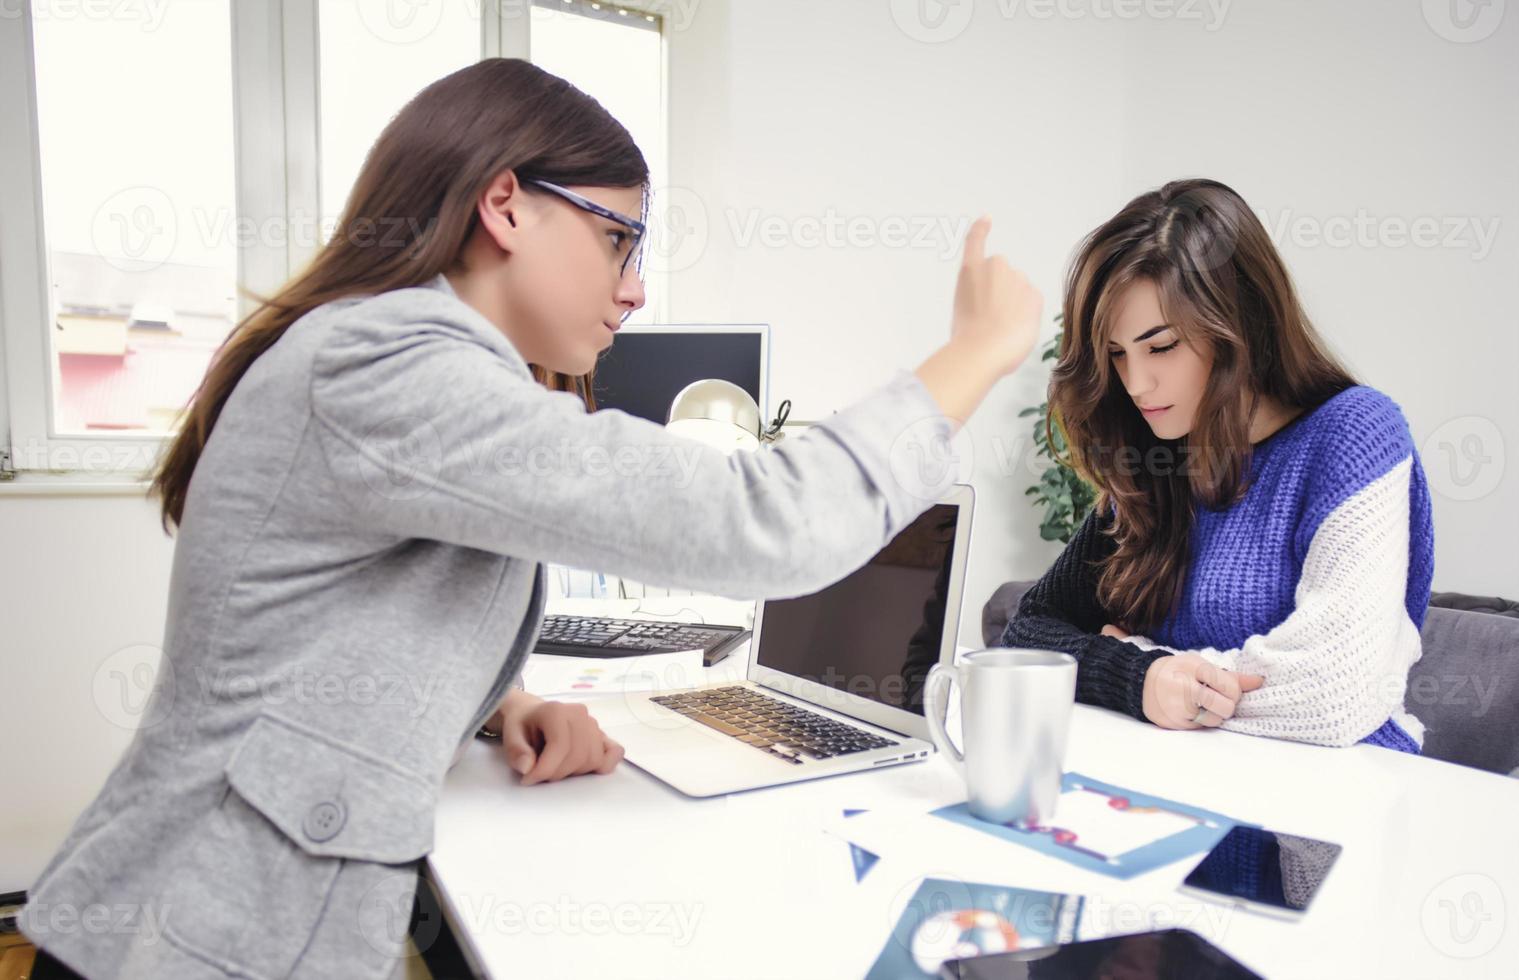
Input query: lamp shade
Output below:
<box><xmin>666</xmin><ymin>379</ymin><xmax>762</xmax><ymax>454</ymax></box>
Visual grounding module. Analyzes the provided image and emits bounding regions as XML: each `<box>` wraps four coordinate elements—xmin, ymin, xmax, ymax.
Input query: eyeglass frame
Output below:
<box><xmin>525</xmin><ymin>178</ymin><xmax>648</xmax><ymax>280</ymax></box>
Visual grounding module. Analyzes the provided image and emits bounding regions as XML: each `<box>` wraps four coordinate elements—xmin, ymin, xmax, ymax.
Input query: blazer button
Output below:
<box><xmin>303</xmin><ymin>800</ymin><xmax>346</xmax><ymax>842</ymax></box>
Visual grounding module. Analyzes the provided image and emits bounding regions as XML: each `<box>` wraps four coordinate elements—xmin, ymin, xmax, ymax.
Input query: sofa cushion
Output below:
<box><xmin>1411</xmin><ymin>604</ymin><xmax>1519</xmax><ymax>775</ymax></box>
<box><xmin>981</xmin><ymin>580</ymin><xmax>1036</xmax><ymax>648</ymax></box>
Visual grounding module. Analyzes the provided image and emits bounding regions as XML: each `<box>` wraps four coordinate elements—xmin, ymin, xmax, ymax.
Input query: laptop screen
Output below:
<box><xmin>753</xmin><ymin>502</ymin><xmax>961</xmax><ymax>716</ymax></box>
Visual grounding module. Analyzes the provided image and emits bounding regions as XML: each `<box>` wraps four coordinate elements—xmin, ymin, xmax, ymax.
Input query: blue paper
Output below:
<box><xmin>850</xmin><ymin>843</ymin><xmax>881</xmax><ymax>882</ymax></box>
<box><xmin>865</xmin><ymin>877</ymin><xmax>1085</xmax><ymax>979</ymax></box>
<box><xmin>931</xmin><ymin>771</ymin><xmax>1239</xmax><ymax>880</ymax></box>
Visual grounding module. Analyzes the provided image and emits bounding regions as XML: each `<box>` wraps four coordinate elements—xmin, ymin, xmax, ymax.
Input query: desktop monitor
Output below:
<box><xmin>590</xmin><ymin>324</ymin><xmax>770</xmax><ymax>424</ymax></box>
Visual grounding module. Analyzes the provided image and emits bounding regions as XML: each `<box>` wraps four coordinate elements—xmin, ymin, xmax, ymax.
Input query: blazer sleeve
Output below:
<box><xmin>309</xmin><ymin>302</ymin><xmax>959</xmax><ymax>601</ymax></box>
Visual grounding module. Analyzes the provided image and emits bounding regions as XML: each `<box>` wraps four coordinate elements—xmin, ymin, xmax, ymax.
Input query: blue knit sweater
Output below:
<box><xmin>1004</xmin><ymin>385</ymin><xmax>1435</xmax><ymax>750</ymax></box>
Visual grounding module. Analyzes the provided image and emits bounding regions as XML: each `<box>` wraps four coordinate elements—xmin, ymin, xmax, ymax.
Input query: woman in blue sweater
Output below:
<box><xmin>1004</xmin><ymin>178</ymin><xmax>1433</xmax><ymax>751</ymax></box>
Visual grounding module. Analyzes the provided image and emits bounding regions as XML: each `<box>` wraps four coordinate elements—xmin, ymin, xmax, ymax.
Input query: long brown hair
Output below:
<box><xmin>150</xmin><ymin>59</ymin><xmax>642</xmax><ymax>530</ymax></box>
<box><xmin>1052</xmin><ymin>178</ymin><xmax>1356</xmax><ymax>633</ymax></box>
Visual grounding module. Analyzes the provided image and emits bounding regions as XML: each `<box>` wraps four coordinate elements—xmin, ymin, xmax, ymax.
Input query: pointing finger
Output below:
<box><xmin>962</xmin><ymin>215</ymin><xmax>991</xmax><ymax>267</ymax></box>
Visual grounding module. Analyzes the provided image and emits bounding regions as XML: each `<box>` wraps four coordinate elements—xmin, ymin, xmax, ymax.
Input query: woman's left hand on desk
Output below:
<box><xmin>494</xmin><ymin>689</ymin><xmax>626</xmax><ymax>785</ymax></box>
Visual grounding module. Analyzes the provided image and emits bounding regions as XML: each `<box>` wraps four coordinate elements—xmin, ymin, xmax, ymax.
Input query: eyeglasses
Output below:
<box><xmin>527</xmin><ymin>178</ymin><xmax>647</xmax><ymax>280</ymax></box>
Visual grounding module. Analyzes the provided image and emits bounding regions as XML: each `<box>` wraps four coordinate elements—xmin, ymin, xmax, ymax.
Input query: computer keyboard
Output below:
<box><xmin>535</xmin><ymin>615</ymin><xmax>751</xmax><ymax>667</ymax></box>
<box><xmin>649</xmin><ymin>685</ymin><xmax>898</xmax><ymax>765</ymax></box>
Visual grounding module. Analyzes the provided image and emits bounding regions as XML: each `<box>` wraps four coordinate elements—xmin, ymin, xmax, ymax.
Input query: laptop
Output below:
<box><xmin>585</xmin><ymin>485</ymin><xmax>974</xmax><ymax>797</ymax></box>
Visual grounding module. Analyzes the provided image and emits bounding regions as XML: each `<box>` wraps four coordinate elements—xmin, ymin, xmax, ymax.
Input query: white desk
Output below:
<box><xmin>430</xmin><ymin>602</ymin><xmax>1519</xmax><ymax>978</ymax></box>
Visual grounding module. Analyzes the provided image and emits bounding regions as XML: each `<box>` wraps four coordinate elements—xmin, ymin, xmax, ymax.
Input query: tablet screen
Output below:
<box><xmin>1182</xmin><ymin>825</ymin><xmax>1342</xmax><ymax>913</ymax></box>
<box><xmin>941</xmin><ymin>928</ymin><xmax>1262</xmax><ymax>980</ymax></box>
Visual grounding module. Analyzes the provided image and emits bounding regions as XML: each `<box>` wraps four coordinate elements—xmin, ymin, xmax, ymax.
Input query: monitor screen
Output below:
<box><xmin>590</xmin><ymin>328</ymin><xmax>765</xmax><ymax>424</ymax></box>
<box><xmin>754</xmin><ymin>503</ymin><xmax>960</xmax><ymax>716</ymax></box>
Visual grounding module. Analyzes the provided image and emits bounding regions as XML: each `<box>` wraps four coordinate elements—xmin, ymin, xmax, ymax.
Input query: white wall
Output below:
<box><xmin>0</xmin><ymin>492</ymin><xmax>176</xmax><ymax>890</ymax></box>
<box><xmin>4</xmin><ymin>0</ymin><xmax>1515</xmax><ymax>892</ymax></box>
<box><xmin>1119</xmin><ymin>0</ymin><xmax>1519</xmax><ymax>598</ymax></box>
<box><xmin>665</xmin><ymin>0</ymin><xmax>1137</xmax><ymax>648</ymax></box>
<box><xmin>664</xmin><ymin>0</ymin><xmax>1519</xmax><ymax>645</ymax></box>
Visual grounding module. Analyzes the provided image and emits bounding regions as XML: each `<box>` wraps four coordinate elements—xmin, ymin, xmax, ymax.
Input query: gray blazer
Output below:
<box><xmin>21</xmin><ymin>274</ymin><xmax>956</xmax><ymax>978</ymax></box>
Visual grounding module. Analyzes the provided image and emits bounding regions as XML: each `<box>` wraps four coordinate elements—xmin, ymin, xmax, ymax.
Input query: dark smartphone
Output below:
<box><xmin>936</xmin><ymin>928</ymin><xmax>1263</xmax><ymax>980</ymax></box>
<box><xmin>1179</xmin><ymin>825</ymin><xmax>1343</xmax><ymax>920</ymax></box>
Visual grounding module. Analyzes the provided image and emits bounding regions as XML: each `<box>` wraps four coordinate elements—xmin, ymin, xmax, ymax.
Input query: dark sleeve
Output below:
<box><xmin>999</xmin><ymin>509</ymin><xmax>1170</xmax><ymax>722</ymax></box>
<box><xmin>898</xmin><ymin>541</ymin><xmax>954</xmax><ymax>714</ymax></box>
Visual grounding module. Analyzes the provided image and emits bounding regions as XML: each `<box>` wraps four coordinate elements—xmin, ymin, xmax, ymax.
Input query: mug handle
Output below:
<box><xmin>923</xmin><ymin>662</ymin><xmax>965</xmax><ymax>777</ymax></box>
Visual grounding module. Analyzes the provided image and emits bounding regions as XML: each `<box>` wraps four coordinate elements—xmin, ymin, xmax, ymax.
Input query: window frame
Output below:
<box><xmin>527</xmin><ymin>0</ymin><xmax>671</xmax><ymax>325</ymax></box>
<box><xmin>0</xmin><ymin>0</ymin><xmax>668</xmax><ymax>483</ymax></box>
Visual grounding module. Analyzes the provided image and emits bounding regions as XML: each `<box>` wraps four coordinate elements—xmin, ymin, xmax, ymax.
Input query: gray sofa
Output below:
<box><xmin>981</xmin><ymin>582</ymin><xmax>1519</xmax><ymax>777</ymax></box>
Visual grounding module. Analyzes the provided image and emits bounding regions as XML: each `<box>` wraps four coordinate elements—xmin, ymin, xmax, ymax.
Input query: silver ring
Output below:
<box><xmin>1192</xmin><ymin>707</ymin><xmax>1209</xmax><ymax>724</ymax></box>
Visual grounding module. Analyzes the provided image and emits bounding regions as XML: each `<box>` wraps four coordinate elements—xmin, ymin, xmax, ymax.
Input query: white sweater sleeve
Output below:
<box><xmin>1124</xmin><ymin>457</ymin><xmax>1425</xmax><ymax>747</ymax></box>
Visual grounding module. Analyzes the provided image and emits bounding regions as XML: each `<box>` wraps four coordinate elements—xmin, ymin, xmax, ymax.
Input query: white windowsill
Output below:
<box><xmin>0</xmin><ymin>471</ymin><xmax>154</xmax><ymax>496</ymax></box>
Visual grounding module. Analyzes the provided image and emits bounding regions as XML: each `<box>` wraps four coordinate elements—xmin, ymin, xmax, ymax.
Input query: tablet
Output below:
<box><xmin>1179</xmin><ymin>824</ymin><xmax>1342</xmax><ymax>919</ymax></box>
<box><xmin>936</xmin><ymin>928</ymin><xmax>1263</xmax><ymax>980</ymax></box>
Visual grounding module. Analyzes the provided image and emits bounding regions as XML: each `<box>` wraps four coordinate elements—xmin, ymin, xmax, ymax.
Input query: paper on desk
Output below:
<box><xmin>818</xmin><ymin>836</ymin><xmax>1243</xmax><ymax>979</ymax></box>
<box><xmin>823</xmin><ymin>773</ymin><xmax>1238</xmax><ymax>883</ymax></box>
<box><xmin>520</xmin><ymin>649</ymin><xmax>706</xmax><ymax>697</ymax></box>
<box><xmin>863</xmin><ymin>874</ymin><xmax>1089</xmax><ymax>980</ymax></box>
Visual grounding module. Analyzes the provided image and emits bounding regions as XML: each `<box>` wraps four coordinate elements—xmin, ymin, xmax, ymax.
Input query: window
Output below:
<box><xmin>0</xmin><ymin>1</ymin><xmax>671</xmax><ymax>478</ymax></box>
<box><xmin>530</xmin><ymin>0</ymin><xmax>667</xmax><ymax>322</ymax></box>
<box><xmin>318</xmin><ymin>0</ymin><xmax>480</xmax><ymax>235</ymax></box>
<box><xmin>30</xmin><ymin>1</ymin><xmax>238</xmax><ymax>438</ymax></box>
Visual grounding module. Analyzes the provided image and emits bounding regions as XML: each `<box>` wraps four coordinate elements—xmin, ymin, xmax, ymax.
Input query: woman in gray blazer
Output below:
<box><xmin>22</xmin><ymin>59</ymin><xmax>1041</xmax><ymax>979</ymax></box>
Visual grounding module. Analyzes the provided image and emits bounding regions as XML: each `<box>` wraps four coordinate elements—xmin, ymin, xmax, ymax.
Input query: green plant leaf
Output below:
<box><xmin>1019</xmin><ymin>322</ymin><xmax>1096</xmax><ymax>544</ymax></box>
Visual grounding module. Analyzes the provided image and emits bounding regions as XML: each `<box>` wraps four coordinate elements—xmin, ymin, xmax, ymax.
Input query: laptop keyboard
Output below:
<box><xmin>649</xmin><ymin>685</ymin><xmax>898</xmax><ymax>765</ymax></box>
